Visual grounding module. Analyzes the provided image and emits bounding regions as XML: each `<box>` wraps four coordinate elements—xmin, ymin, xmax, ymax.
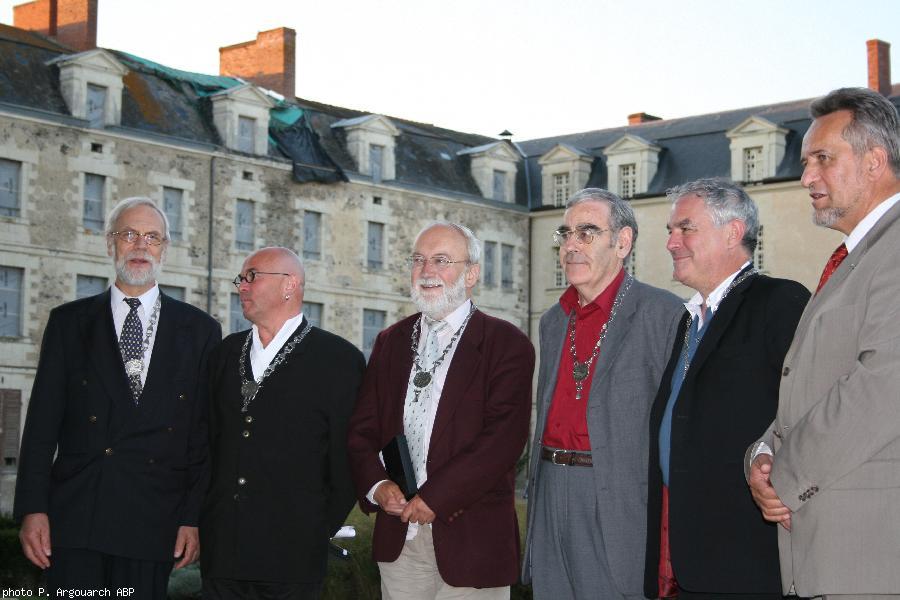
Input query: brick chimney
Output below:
<box><xmin>867</xmin><ymin>39</ymin><xmax>892</xmax><ymax>97</ymax></box>
<box><xmin>220</xmin><ymin>28</ymin><xmax>297</xmax><ymax>99</ymax></box>
<box><xmin>13</xmin><ymin>0</ymin><xmax>98</xmax><ymax>52</ymax></box>
<box><xmin>628</xmin><ymin>112</ymin><xmax>662</xmax><ymax>125</ymax></box>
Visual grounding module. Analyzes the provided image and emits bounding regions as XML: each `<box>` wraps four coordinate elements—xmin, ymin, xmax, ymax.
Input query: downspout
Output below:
<box><xmin>206</xmin><ymin>155</ymin><xmax>215</xmax><ymax>314</ymax></box>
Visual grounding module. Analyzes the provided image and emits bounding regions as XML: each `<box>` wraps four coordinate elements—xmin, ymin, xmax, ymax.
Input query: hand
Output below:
<box><xmin>19</xmin><ymin>513</ymin><xmax>52</xmax><ymax>569</ymax></box>
<box><xmin>173</xmin><ymin>526</ymin><xmax>200</xmax><ymax>569</ymax></box>
<box><xmin>373</xmin><ymin>481</ymin><xmax>408</xmax><ymax>516</ymax></box>
<box><xmin>400</xmin><ymin>495</ymin><xmax>436</xmax><ymax>525</ymax></box>
<box><xmin>749</xmin><ymin>454</ymin><xmax>792</xmax><ymax>531</ymax></box>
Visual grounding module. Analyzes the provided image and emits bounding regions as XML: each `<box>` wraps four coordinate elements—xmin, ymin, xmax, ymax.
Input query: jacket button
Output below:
<box><xmin>245</xmin><ymin>416</ymin><xmax>253</xmax><ymax>423</ymax></box>
<box><xmin>88</xmin><ymin>415</ymin><xmax>98</xmax><ymax>423</ymax></box>
<box><xmin>242</xmin><ymin>430</ymin><xmax>250</xmax><ymax>438</ymax></box>
<box><xmin>147</xmin><ymin>458</ymin><xmax>155</xmax><ymax>464</ymax></box>
<box><xmin>238</xmin><ymin>477</ymin><xmax>247</xmax><ymax>486</ymax></box>
<box><xmin>782</xmin><ymin>367</ymin><xmax>791</xmax><ymax>376</ymax></box>
<box><xmin>105</xmin><ymin>448</ymin><xmax>114</xmax><ymax>456</ymax></box>
<box><xmin>82</xmin><ymin>379</ymin><xmax>88</xmax><ymax>386</ymax></box>
<box><xmin>178</xmin><ymin>394</ymin><xmax>186</xmax><ymax>401</ymax></box>
<box><xmin>167</xmin><ymin>426</ymin><xmax>174</xmax><ymax>433</ymax></box>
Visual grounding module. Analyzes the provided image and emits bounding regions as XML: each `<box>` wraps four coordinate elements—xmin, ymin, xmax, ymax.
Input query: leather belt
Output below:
<box><xmin>540</xmin><ymin>446</ymin><xmax>593</xmax><ymax>467</ymax></box>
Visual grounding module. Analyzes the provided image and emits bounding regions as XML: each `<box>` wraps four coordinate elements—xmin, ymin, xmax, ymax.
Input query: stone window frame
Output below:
<box><xmin>362</xmin><ymin>308</ymin><xmax>387</xmax><ymax>360</ymax></box>
<box><xmin>482</xmin><ymin>241</ymin><xmax>497</xmax><ymax>288</ymax></box>
<box><xmin>303</xmin><ymin>210</ymin><xmax>323</xmax><ymax>261</ymax></box>
<box><xmin>366</xmin><ymin>221</ymin><xmax>385</xmax><ymax>270</ymax></box>
<box><xmin>0</xmin><ymin>158</ymin><xmax>22</xmax><ymax>218</ymax></box>
<box><xmin>234</xmin><ymin>198</ymin><xmax>255</xmax><ymax>251</ymax></box>
<box><xmin>538</xmin><ymin>144</ymin><xmax>592</xmax><ymax>208</ymax></box>
<box><xmin>603</xmin><ymin>134</ymin><xmax>661</xmax><ymax>198</ymax></box>
<box><xmin>76</xmin><ymin>274</ymin><xmax>108</xmax><ymax>300</ymax></box>
<box><xmin>82</xmin><ymin>172</ymin><xmax>106</xmax><ymax>233</ymax></box>
<box><xmin>500</xmin><ymin>244</ymin><xmax>514</xmax><ymax>290</ymax></box>
<box><xmin>0</xmin><ymin>265</ymin><xmax>24</xmax><ymax>338</ymax></box>
<box><xmin>726</xmin><ymin>116</ymin><xmax>788</xmax><ymax>183</ymax></box>
<box><xmin>304</xmin><ymin>301</ymin><xmax>324</xmax><ymax>329</ymax></box>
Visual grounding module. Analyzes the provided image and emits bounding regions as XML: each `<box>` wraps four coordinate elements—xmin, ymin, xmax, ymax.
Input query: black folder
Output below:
<box><xmin>382</xmin><ymin>434</ymin><xmax>418</xmax><ymax>500</ymax></box>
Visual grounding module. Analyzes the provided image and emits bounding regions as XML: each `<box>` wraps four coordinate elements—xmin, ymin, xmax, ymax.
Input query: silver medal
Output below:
<box><xmin>125</xmin><ymin>358</ymin><xmax>143</xmax><ymax>378</ymax></box>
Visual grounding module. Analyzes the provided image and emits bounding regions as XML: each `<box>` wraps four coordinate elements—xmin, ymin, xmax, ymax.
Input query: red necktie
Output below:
<box><xmin>815</xmin><ymin>243</ymin><xmax>848</xmax><ymax>294</ymax></box>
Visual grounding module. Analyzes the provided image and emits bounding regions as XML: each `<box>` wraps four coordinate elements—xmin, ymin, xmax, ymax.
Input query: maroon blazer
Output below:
<box><xmin>347</xmin><ymin>309</ymin><xmax>535</xmax><ymax>588</ymax></box>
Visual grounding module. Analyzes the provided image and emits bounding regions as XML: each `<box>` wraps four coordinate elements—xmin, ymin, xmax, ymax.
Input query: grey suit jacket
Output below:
<box><xmin>757</xmin><ymin>197</ymin><xmax>900</xmax><ymax>596</ymax></box>
<box><xmin>521</xmin><ymin>276</ymin><xmax>683</xmax><ymax>593</ymax></box>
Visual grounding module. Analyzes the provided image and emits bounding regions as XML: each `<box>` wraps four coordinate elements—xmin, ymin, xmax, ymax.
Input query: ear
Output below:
<box><xmin>865</xmin><ymin>146</ymin><xmax>889</xmax><ymax>180</ymax></box>
<box><xmin>727</xmin><ymin>219</ymin><xmax>747</xmax><ymax>250</ymax></box>
<box><xmin>614</xmin><ymin>226</ymin><xmax>633</xmax><ymax>260</ymax></box>
<box><xmin>464</xmin><ymin>262</ymin><xmax>481</xmax><ymax>289</ymax></box>
<box><xmin>106</xmin><ymin>236</ymin><xmax>114</xmax><ymax>258</ymax></box>
<box><xmin>283</xmin><ymin>275</ymin><xmax>300</xmax><ymax>296</ymax></box>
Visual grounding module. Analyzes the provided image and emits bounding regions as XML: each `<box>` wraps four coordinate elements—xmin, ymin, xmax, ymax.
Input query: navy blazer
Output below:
<box><xmin>14</xmin><ymin>289</ymin><xmax>221</xmax><ymax>561</ymax></box>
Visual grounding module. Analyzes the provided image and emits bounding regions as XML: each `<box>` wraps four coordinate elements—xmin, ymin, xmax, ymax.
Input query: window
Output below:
<box><xmin>553</xmin><ymin>247</ymin><xmax>565</xmax><ymax>288</ymax></box>
<box><xmin>304</xmin><ymin>301</ymin><xmax>323</xmax><ymax>329</ymax></box>
<box><xmin>501</xmin><ymin>244</ymin><xmax>514</xmax><ymax>290</ymax></box>
<box><xmin>91</xmin><ymin>142</ymin><xmax>103</xmax><ymax>153</ymax></box>
<box><xmin>369</xmin><ymin>144</ymin><xmax>384</xmax><ymax>183</ymax></box>
<box><xmin>492</xmin><ymin>170</ymin><xmax>506</xmax><ymax>202</ymax></box>
<box><xmin>76</xmin><ymin>275</ymin><xmax>107</xmax><ymax>299</ymax></box>
<box><xmin>743</xmin><ymin>146</ymin><xmax>764</xmax><ymax>182</ymax></box>
<box><xmin>83</xmin><ymin>173</ymin><xmax>105</xmax><ymax>232</ymax></box>
<box><xmin>238</xmin><ymin>116</ymin><xmax>256</xmax><ymax>154</ymax></box>
<box><xmin>0</xmin><ymin>389</ymin><xmax>22</xmax><ymax>470</ymax></box>
<box><xmin>0</xmin><ymin>266</ymin><xmax>23</xmax><ymax>337</ymax></box>
<box><xmin>159</xmin><ymin>285</ymin><xmax>185</xmax><ymax>302</ymax></box>
<box><xmin>235</xmin><ymin>199</ymin><xmax>254</xmax><ymax>251</ymax></box>
<box><xmin>86</xmin><ymin>83</ymin><xmax>107</xmax><ymax>128</ymax></box>
<box><xmin>163</xmin><ymin>187</ymin><xmax>184</xmax><ymax>241</ymax></box>
<box><xmin>367</xmin><ymin>222</ymin><xmax>384</xmax><ymax>269</ymax></box>
<box><xmin>619</xmin><ymin>163</ymin><xmax>636</xmax><ymax>198</ymax></box>
<box><xmin>372</xmin><ymin>196</ymin><xmax>382</xmax><ymax>205</ymax></box>
<box><xmin>482</xmin><ymin>241</ymin><xmax>496</xmax><ymax>287</ymax></box>
<box><xmin>303</xmin><ymin>211</ymin><xmax>322</xmax><ymax>260</ymax></box>
<box><xmin>753</xmin><ymin>224</ymin><xmax>765</xmax><ymax>272</ymax></box>
<box><xmin>362</xmin><ymin>309</ymin><xmax>386</xmax><ymax>360</ymax></box>
<box><xmin>230</xmin><ymin>293</ymin><xmax>252</xmax><ymax>333</ymax></box>
<box><xmin>0</xmin><ymin>159</ymin><xmax>21</xmax><ymax>218</ymax></box>
<box><xmin>553</xmin><ymin>172</ymin><xmax>570</xmax><ymax>208</ymax></box>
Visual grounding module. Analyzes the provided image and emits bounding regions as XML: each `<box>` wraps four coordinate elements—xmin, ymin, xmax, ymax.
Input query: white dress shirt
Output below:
<box><xmin>249</xmin><ymin>312</ymin><xmax>305</xmax><ymax>379</ymax></box>
<box><xmin>684</xmin><ymin>261</ymin><xmax>752</xmax><ymax>328</ymax></box>
<box><xmin>110</xmin><ymin>284</ymin><xmax>160</xmax><ymax>387</ymax></box>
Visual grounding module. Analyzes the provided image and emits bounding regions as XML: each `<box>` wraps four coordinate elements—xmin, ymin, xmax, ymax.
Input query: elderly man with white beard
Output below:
<box><xmin>348</xmin><ymin>221</ymin><xmax>535</xmax><ymax>600</ymax></box>
<box><xmin>15</xmin><ymin>197</ymin><xmax>221</xmax><ymax>600</ymax></box>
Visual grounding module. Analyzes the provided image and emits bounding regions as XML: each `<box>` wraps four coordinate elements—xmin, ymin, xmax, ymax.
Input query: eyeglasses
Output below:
<box><xmin>232</xmin><ymin>270</ymin><xmax>292</xmax><ymax>288</ymax></box>
<box><xmin>109</xmin><ymin>230</ymin><xmax>166</xmax><ymax>246</ymax></box>
<box><xmin>553</xmin><ymin>226</ymin><xmax>610</xmax><ymax>246</ymax></box>
<box><xmin>405</xmin><ymin>255</ymin><xmax>470</xmax><ymax>271</ymax></box>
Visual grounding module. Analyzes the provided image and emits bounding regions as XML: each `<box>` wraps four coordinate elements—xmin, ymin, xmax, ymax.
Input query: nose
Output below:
<box><xmin>666</xmin><ymin>230</ymin><xmax>680</xmax><ymax>253</ymax></box>
<box><xmin>132</xmin><ymin>235</ymin><xmax>149</xmax><ymax>249</ymax></box>
<box><xmin>561</xmin><ymin>232</ymin><xmax>581</xmax><ymax>253</ymax></box>
<box><xmin>800</xmin><ymin>163</ymin><xmax>817</xmax><ymax>188</ymax></box>
<box><xmin>238</xmin><ymin>277</ymin><xmax>251</xmax><ymax>292</ymax></box>
<box><xmin>419</xmin><ymin>259</ymin><xmax>439</xmax><ymax>278</ymax></box>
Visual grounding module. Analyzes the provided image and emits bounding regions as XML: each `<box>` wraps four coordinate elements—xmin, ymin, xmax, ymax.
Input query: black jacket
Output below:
<box><xmin>200</xmin><ymin>321</ymin><xmax>364</xmax><ymax>583</ymax></box>
<box><xmin>645</xmin><ymin>274</ymin><xmax>809</xmax><ymax>596</ymax></box>
<box><xmin>14</xmin><ymin>290</ymin><xmax>221</xmax><ymax>561</ymax></box>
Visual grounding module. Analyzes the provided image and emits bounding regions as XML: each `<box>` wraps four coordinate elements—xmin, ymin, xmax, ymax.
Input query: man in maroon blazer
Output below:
<box><xmin>347</xmin><ymin>221</ymin><xmax>535</xmax><ymax>599</ymax></box>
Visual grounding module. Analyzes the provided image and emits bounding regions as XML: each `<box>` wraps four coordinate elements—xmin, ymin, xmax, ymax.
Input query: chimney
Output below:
<box><xmin>13</xmin><ymin>0</ymin><xmax>97</xmax><ymax>52</ymax></box>
<box><xmin>219</xmin><ymin>28</ymin><xmax>297</xmax><ymax>99</ymax></box>
<box><xmin>628</xmin><ymin>112</ymin><xmax>662</xmax><ymax>125</ymax></box>
<box><xmin>867</xmin><ymin>39</ymin><xmax>892</xmax><ymax>97</ymax></box>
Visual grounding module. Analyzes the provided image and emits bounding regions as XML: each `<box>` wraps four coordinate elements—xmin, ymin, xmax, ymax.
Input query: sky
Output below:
<box><xmin>2</xmin><ymin>0</ymin><xmax>899</xmax><ymax>141</ymax></box>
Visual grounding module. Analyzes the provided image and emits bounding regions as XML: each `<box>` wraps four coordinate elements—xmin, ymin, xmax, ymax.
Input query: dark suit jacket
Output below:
<box><xmin>347</xmin><ymin>309</ymin><xmax>535</xmax><ymax>588</ymax></box>
<box><xmin>200</xmin><ymin>321</ymin><xmax>365</xmax><ymax>584</ymax></box>
<box><xmin>644</xmin><ymin>274</ymin><xmax>809</xmax><ymax>597</ymax></box>
<box><xmin>14</xmin><ymin>289</ymin><xmax>221</xmax><ymax>562</ymax></box>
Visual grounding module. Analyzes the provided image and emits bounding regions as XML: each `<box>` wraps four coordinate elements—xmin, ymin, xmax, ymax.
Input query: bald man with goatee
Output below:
<box><xmin>201</xmin><ymin>247</ymin><xmax>365</xmax><ymax>600</ymax></box>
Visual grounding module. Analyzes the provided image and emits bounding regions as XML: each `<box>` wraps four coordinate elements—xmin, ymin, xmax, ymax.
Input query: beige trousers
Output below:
<box><xmin>378</xmin><ymin>525</ymin><xmax>510</xmax><ymax>600</ymax></box>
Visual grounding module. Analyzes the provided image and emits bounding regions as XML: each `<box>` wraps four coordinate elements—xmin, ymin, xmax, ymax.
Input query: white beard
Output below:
<box><xmin>411</xmin><ymin>269</ymin><xmax>468</xmax><ymax>320</ymax></box>
<box><xmin>115</xmin><ymin>248</ymin><xmax>162</xmax><ymax>287</ymax></box>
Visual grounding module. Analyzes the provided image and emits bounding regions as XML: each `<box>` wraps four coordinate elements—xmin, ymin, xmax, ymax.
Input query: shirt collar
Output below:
<box><xmin>252</xmin><ymin>311</ymin><xmax>304</xmax><ymax>351</ymax></box>
<box><xmin>110</xmin><ymin>283</ymin><xmax>159</xmax><ymax>313</ymax></box>
<box><xmin>559</xmin><ymin>268</ymin><xmax>625</xmax><ymax>317</ymax></box>
<box><xmin>844</xmin><ymin>191</ymin><xmax>900</xmax><ymax>252</ymax></box>
<box><xmin>684</xmin><ymin>261</ymin><xmax>751</xmax><ymax>323</ymax></box>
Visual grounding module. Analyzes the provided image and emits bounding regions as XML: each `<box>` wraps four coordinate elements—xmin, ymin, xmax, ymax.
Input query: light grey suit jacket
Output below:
<box><xmin>521</xmin><ymin>277</ymin><xmax>683</xmax><ymax>593</ymax></box>
<box><xmin>757</xmin><ymin>198</ymin><xmax>900</xmax><ymax>596</ymax></box>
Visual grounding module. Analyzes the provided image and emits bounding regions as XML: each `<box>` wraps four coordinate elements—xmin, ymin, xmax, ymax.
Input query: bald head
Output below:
<box><xmin>248</xmin><ymin>246</ymin><xmax>305</xmax><ymax>284</ymax></box>
<box><xmin>238</xmin><ymin>247</ymin><xmax>306</xmax><ymax>334</ymax></box>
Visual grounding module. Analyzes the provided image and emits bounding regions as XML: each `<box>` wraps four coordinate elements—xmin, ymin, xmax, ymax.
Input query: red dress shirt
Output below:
<box><xmin>542</xmin><ymin>268</ymin><xmax>625</xmax><ymax>450</ymax></box>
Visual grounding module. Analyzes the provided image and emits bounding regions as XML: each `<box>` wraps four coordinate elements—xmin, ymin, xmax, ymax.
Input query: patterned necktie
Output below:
<box><xmin>403</xmin><ymin>319</ymin><xmax>450</xmax><ymax>487</ymax></box>
<box><xmin>120</xmin><ymin>298</ymin><xmax>144</xmax><ymax>403</ymax></box>
<box><xmin>815</xmin><ymin>243</ymin><xmax>849</xmax><ymax>294</ymax></box>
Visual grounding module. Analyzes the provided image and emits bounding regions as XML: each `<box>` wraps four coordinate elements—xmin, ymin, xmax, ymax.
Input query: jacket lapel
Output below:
<box><xmin>536</xmin><ymin>306</ymin><xmax>567</xmax><ymax>434</ymax></box>
<box><xmin>84</xmin><ymin>290</ymin><xmax>132</xmax><ymax>409</ymax></box>
<box><xmin>589</xmin><ymin>280</ymin><xmax>638</xmax><ymax>400</ymax></box>
<box><xmin>138</xmin><ymin>294</ymin><xmax>182</xmax><ymax>422</ymax></box>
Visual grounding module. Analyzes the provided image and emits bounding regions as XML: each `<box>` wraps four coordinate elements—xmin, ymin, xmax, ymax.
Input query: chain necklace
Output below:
<box><xmin>239</xmin><ymin>320</ymin><xmax>313</xmax><ymax>412</ymax></box>
<box><xmin>680</xmin><ymin>268</ymin><xmax>758</xmax><ymax>379</ymax></box>
<box><xmin>567</xmin><ymin>274</ymin><xmax>633</xmax><ymax>400</ymax></box>
<box><xmin>121</xmin><ymin>295</ymin><xmax>161</xmax><ymax>379</ymax></box>
<box><xmin>409</xmin><ymin>304</ymin><xmax>476</xmax><ymax>403</ymax></box>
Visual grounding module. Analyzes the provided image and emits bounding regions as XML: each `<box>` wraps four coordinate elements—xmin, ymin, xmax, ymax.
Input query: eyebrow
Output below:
<box><xmin>668</xmin><ymin>218</ymin><xmax>694</xmax><ymax>229</ymax></box>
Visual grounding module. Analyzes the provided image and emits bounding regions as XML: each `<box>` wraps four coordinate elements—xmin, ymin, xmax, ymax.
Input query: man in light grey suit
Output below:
<box><xmin>522</xmin><ymin>188</ymin><xmax>683</xmax><ymax>599</ymax></box>
<box><xmin>748</xmin><ymin>87</ymin><xmax>900</xmax><ymax>598</ymax></box>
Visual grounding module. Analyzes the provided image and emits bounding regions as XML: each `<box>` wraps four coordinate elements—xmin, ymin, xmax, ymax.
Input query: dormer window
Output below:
<box><xmin>331</xmin><ymin>115</ymin><xmax>400</xmax><ymax>182</ymax></box>
<box><xmin>210</xmin><ymin>84</ymin><xmax>275</xmax><ymax>155</ymax></box>
<box><xmin>493</xmin><ymin>170</ymin><xmax>506</xmax><ymax>202</ymax></box>
<box><xmin>538</xmin><ymin>144</ymin><xmax>592</xmax><ymax>207</ymax></box>
<box><xmin>238</xmin><ymin>116</ymin><xmax>256</xmax><ymax>154</ymax></box>
<box><xmin>726</xmin><ymin>116</ymin><xmax>788</xmax><ymax>183</ymax></box>
<box><xmin>47</xmin><ymin>49</ymin><xmax>128</xmax><ymax>128</ymax></box>
<box><xmin>603</xmin><ymin>134</ymin><xmax>661</xmax><ymax>198</ymax></box>
<box><xmin>457</xmin><ymin>141</ymin><xmax>520</xmax><ymax>203</ymax></box>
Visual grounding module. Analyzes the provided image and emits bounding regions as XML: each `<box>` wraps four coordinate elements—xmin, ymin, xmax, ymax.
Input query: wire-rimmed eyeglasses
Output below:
<box><xmin>552</xmin><ymin>226</ymin><xmax>610</xmax><ymax>246</ymax></box>
<box><xmin>232</xmin><ymin>270</ymin><xmax>292</xmax><ymax>288</ymax></box>
<box><xmin>108</xmin><ymin>230</ymin><xmax>166</xmax><ymax>246</ymax></box>
<box><xmin>405</xmin><ymin>255</ymin><xmax>470</xmax><ymax>271</ymax></box>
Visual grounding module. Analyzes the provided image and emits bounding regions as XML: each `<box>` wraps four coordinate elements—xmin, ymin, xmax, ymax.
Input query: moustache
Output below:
<box><xmin>564</xmin><ymin>252</ymin><xmax>588</xmax><ymax>264</ymax></box>
<box><xmin>416</xmin><ymin>278</ymin><xmax>444</xmax><ymax>287</ymax></box>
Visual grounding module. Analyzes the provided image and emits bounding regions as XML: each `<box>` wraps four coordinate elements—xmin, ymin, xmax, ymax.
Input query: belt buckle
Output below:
<box><xmin>551</xmin><ymin>449</ymin><xmax>570</xmax><ymax>466</ymax></box>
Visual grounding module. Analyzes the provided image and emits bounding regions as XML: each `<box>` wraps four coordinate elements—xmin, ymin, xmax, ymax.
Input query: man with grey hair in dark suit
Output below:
<box><xmin>522</xmin><ymin>188</ymin><xmax>683</xmax><ymax>600</ymax></box>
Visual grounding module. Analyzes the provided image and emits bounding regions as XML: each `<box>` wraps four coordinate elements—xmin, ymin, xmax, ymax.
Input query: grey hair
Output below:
<box><xmin>105</xmin><ymin>196</ymin><xmax>170</xmax><ymax>240</ymax></box>
<box><xmin>566</xmin><ymin>188</ymin><xmax>638</xmax><ymax>255</ymax></box>
<box><xmin>667</xmin><ymin>178</ymin><xmax>759</xmax><ymax>254</ymax></box>
<box><xmin>810</xmin><ymin>87</ymin><xmax>900</xmax><ymax>178</ymax></box>
<box><xmin>414</xmin><ymin>221</ymin><xmax>482</xmax><ymax>264</ymax></box>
